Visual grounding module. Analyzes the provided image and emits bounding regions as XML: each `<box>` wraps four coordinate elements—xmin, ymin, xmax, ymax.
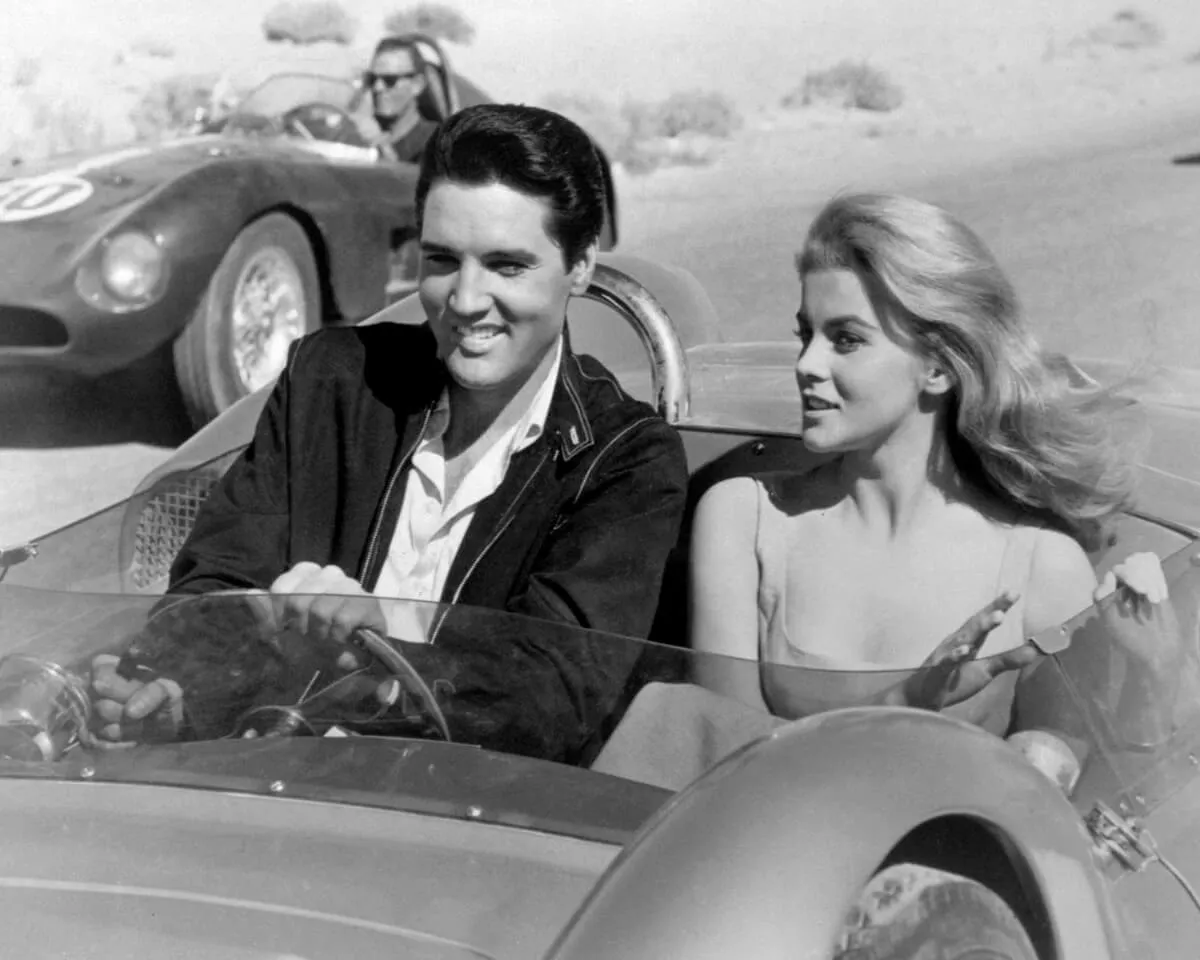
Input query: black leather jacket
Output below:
<box><xmin>141</xmin><ymin>323</ymin><xmax>689</xmax><ymax>762</ymax></box>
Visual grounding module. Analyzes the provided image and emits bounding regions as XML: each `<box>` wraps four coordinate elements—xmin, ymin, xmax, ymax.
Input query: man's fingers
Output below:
<box><xmin>124</xmin><ymin>681</ymin><xmax>170</xmax><ymax>721</ymax></box>
<box><xmin>93</xmin><ymin>698</ymin><xmax>126</xmax><ymax>724</ymax></box>
<box><xmin>269</xmin><ymin>561</ymin><xmax>323</xmax><ymax>594</ymax></box>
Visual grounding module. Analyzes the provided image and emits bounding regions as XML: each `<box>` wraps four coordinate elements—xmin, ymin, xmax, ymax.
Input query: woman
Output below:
<box><xmin>689</xmin><ymin>192</ymin><xmax>1163</xmax><ymax>733</ymax></box>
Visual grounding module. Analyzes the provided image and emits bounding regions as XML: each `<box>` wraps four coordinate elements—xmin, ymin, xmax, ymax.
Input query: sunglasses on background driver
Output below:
<box><xmin>366</xmin><ymin>71</ymin><xmax>420</xmax><ymax>89</ymax></box>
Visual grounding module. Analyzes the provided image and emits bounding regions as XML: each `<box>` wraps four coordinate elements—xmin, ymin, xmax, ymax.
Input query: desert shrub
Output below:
<box><xmin>12</xmin><ymin>57</ymin><xmax>41</xmax><ymax>89</ymax></box>
<box><xmin>130</xmin><ymin>36</ymin><xmax>176</xmax><ymax>59</ymax></box>
<box><xmin>541</xmin><ymin>89</ymin><xmax>738</xmax><ymax>174</ymax></box>
<box><xmin>383</xmin><ymin>3</ymin><xmax>475</xmax><ymax>45</ymax></box>
<box><xmin>1083</xmin><ymin>8</ymin><xmax>1163</xmax><ymax>50</ymax></box>
<box><xmin>14</xmin><ymin>97</ymin><xmax>108</xmax><ymax>160</ymax></box>
<box><xmin>130</xmin><ymin>73</ymin><xmax>218</xmax><ymax>140</ymax></box>
<box><xmin>625</xmin><ymin>90</ymin><xmax>743</xmax><ymax>140</ymax></box>
<box><xmin>262</xmin><ymin>1</ymin><xmax>357</xmax><ymax>45</ymax></box>
<box><xmin>784</xmin><ymin>61</ymin><xmax>904</xmax><ymax>113</ymax></box>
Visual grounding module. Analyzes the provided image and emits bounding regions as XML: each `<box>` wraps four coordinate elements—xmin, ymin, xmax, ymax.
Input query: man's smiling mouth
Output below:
<box><xmin>454</xmin><ymin>323</ymin><xmax>505</xmax><ymax>349</ymax></box>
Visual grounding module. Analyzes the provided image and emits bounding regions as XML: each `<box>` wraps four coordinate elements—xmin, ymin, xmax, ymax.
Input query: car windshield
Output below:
<box><xmin>231</xmin><ymin>73</ymin><xmax>358</xmax><ymax>120</ymax></box>
<box><xmin>2</xmin><ymin>526</ymin><xmax>1200</xmax><ymax>838</ymax></box>
<box><xmin>1016</xmin><ymin>539</ymin><xmax>1200</xmax><ymax>821</ymax></box>
<box><xmin>0</xmin><ymin>583</ymin><xmax>929</xmax><ymax>838</ymax></box>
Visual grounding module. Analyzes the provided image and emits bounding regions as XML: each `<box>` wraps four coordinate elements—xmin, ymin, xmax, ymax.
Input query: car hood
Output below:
<box><xmin>0</xmin><ymin>135</ymin><xmax>323</xmax><ymax>297</ymax></box>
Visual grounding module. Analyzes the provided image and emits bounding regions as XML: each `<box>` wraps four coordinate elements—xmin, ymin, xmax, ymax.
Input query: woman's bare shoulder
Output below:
<box><xmin>1024</xmin><ymin>525</ymin><xmax>1097</xmax><ymax>634</ymax></box>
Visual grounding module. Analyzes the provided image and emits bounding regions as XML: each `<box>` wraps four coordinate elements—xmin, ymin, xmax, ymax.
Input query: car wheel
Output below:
<box><xmin>173</xmin><ymin>213</ymin><xmax>319</xmax><ymax>426</ymax></box>
<box><xmin>834</xmin><ymin>863</ymin><xmax>1038</xmax><ymax>960</ymax></box>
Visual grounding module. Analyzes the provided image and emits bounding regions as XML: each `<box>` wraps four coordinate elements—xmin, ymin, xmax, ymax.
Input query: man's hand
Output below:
<box><xmin>89</xmin><ymin>654</ymin><xmax>184</xmax><ymax>747</ymax></box>
<box><xmin>267</xmin><ymin>562</ymin><xmax>387</xmax><ymax>662</ymax></box>
<box><xmin>892</xmin><ymin>591</ymin><xmax>1041</xmax><ymax>711</ymax></box>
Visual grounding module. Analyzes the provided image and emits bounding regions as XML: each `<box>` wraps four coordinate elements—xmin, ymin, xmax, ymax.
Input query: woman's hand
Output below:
<box><xmin>887</xmin><ymin>592</ymin><xmax>1041</xmax><ymax>711</ymax></box>
<box><xmin>1093</xmin><ymin>552</ymin><xmax>1174</xmax><ymax>665</ymax></box>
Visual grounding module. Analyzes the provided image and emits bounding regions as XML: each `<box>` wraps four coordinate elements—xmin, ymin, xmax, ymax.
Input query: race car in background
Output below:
<box><xmin>0</xmin><ymin>35</ymin><xmax>619</xmax><ymax>427</ymax></box>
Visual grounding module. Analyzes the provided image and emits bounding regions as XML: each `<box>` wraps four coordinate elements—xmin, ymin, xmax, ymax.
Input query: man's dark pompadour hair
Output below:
<box><xmin>415</xmin><ymin>103</ymin><xmax>607</xmax><ymax>266</ymax></box>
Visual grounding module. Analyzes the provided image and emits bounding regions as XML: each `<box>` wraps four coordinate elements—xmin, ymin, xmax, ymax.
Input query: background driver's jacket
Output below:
<box><xmin>140</xmin><ymin>323</ymin><xmax>689</xmax><ymax>763</ymax></box>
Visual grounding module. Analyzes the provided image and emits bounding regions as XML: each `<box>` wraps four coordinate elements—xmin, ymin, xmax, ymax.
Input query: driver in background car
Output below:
<box><xmin>91</xmin><ymin>104</ymin><xmax>689</xmax><ymax>764</ymax></box>
<box><xmin>362</xmin><ymin>35</ymin><xmax>442</xmax><ymax>163</ymax></box>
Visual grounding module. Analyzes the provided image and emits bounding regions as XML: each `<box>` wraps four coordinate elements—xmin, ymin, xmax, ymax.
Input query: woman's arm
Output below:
<box><xmin>688</xmin><ymin>477</ymin><xmax>769</xmax><ymax>712</ymax></box>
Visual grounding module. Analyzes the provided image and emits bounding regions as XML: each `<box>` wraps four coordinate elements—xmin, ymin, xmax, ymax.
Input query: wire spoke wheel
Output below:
<box><xmin>230</xmin><ymin>246</ymin><xmax>307</xmax><ymax>393</ymax></box>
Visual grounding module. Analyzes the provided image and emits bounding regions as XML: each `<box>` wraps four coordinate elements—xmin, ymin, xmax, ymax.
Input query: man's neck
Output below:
<box><xmin>442</xmin><ymin>339</ymin><xmax>561</xmax><ymax>462</ymax></box>
<box><xmin>376</xmin><ymin>104</ymin><xmax>421</xmax><ymax>140</ymax></box>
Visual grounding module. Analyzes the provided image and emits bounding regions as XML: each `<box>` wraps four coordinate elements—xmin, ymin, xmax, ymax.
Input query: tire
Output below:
<box><xmin>173</xmin><ymin>213</ymin><xmax>320</xmax><ymax>427</ymax></box>
<box><xmin>834</xmin><ymin>863</ymin><xmax>1039</xmax><ymax>960</ymax></box>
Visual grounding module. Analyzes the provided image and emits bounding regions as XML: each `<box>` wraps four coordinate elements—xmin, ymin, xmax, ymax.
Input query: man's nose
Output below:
<box><xmin>449</xmin><ymin>262</ymin><xmax>491</xmax><ymax>315</ymax></box>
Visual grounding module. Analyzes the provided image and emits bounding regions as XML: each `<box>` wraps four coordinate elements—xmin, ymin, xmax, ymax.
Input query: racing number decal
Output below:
<box><xmin>0</xmin><ymin>176</ymin><xmax>94</xmax><ymax>223</ymax></box>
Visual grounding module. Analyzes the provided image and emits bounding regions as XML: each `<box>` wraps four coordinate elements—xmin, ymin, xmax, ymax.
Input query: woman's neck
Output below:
<box><xmin>837</xmin><ymin>415</ymin><xmax>966</xmax><ymax>538</ymax></box>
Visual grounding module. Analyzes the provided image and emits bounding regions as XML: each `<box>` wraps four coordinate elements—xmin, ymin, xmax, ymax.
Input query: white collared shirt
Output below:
<box><xmin>372</xmin><ymin>337</ymin><xmax>563</xmax><ymax>638</ymax></box>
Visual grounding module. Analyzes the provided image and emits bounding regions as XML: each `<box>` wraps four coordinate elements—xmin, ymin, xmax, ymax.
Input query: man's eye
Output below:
<box><xmin>491</xmin><ymin>261</ymin><xmax>528</xmax><ymax>278</ymax></box>
<box><xmin>423</xmin><ymin>252</ymin><xmax>457</xmax><ymax>268</ymax></box>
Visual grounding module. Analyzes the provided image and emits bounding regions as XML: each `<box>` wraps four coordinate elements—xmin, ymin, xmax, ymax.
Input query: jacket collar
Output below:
<box><xmin>408</xmin><ymin>325</ymin><xmax>597</xmax><ymax>463</ymax></box>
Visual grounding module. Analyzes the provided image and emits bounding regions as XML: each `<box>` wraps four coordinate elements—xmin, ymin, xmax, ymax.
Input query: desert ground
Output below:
<box><xmin>3</xmin><ymin>0</ymin><xmax>1200</xmax><ymax>543</ymax></box>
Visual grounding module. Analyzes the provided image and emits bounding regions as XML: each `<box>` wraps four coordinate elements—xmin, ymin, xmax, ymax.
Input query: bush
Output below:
<box><xmin>262</xmin><ymin>1</ymin><xmax>357</xmax><ymax>45</ymax></box>
<box><xmin>383</xmin><ymin>3</ymin><xmax>475</xmax><ymax>45</ymax></box>
<box><xmin>784</xmin><ymin>61</ymin><xmax>903</xmax><ymax>113</ymax></box>
<box><xmin>9</xmin><ymin>96</ymin><xmax>108</xmax><ymax>162</ymax></box>
<box><xmin>130</xmin><ymin>37</ymin><xmax>176</xmax><ymax>59</ymax></box>
<box><xmin>626</xmin><ymin>89</ymin><xmax>743</xmax><ymax>140</ymax></box>
<box><xmin>130</xmin><ymin>74</ymin><xmax>218</xmax><ymax>140</ymax></box>
<box><xmin>541</xmin><ymin>89</ymin><xmax>740</xmax><ymax>175</ymax></box>
<box><xmin>1082</xmin><ymin>8</ymin><xmax>1164</xmax><ymax>50</ymax></box>
<box><xmin>12</xmin><ymin>57</ymin><xmax>41</xmax><ymax>89</ymax></box>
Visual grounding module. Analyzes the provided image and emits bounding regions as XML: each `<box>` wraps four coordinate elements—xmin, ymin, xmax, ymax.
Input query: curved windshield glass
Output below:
<box><xmin>232</xmin><ymin>73</ymin><xmax>358</xmax><ymax>119</ymax></box>
<box><xmin>3</xmin><ymin>533</ymin><xmax>1198</xmax><ymax>833</ymax></box>
<box><xmin>0</xmin><ymin>585</ymin><xmax>931</xmax><ymax>834</ymax></box>
<box><xmin>1017</xmin><ymin>540</ymin><xmax>1200</xmax><ymax>819</ymax></box>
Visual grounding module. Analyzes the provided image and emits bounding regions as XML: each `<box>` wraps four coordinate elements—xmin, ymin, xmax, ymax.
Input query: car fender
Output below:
<box><xmin>548</xmin><ymin>706</ymin><xmax>1122</xmax><ymax>960</ymax></box>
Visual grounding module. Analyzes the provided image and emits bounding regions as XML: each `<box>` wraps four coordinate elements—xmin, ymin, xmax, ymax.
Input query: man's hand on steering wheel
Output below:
<box><xmin>89</xmin><ymin>654</ymin><xmax>185</xmax><ymax>748</ymax></box>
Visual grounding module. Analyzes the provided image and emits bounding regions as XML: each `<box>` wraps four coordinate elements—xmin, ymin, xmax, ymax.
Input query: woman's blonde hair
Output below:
<box><xmin>797</xmin><ymin>192</ymin><xmax>1140</xmax><ymax>550</ymax></box>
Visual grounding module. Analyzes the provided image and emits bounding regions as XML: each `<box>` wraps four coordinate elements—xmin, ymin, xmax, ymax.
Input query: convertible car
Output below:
<box><xmin>2</xmin><ymin>254</ymin><xmax>1200</xmax><ymax>958</ymax></box>
<box><xmin>0</xmin><ymin>35</ymin><xmax>618</xmax><ymax>427</ymax></box>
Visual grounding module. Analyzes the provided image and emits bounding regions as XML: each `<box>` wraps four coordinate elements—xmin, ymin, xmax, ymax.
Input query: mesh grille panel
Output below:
<box><xmin>128</xmin><ymin>472</ymin><xmax>220</xmax><ymax>590</ymax></box>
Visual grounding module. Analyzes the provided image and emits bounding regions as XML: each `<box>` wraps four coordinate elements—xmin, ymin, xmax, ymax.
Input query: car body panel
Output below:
<box><xmin>0</xmin><ymin>776</ymin><xmax>618</xmax><ymax>960</ymax></box>
<box><xmin>7</xmin><ymin>252</ymin><xmax>1200</xmax><ymax>958</ymax></box>
<box><xmin>547</xmin><ymin>707</ymin><xmax>1124</xmax><ymax>959</ymax></box>
<box><xmin>0</xmin><ymin>134</ymin><xmax>418</xmax><ymax>375</ymax></box>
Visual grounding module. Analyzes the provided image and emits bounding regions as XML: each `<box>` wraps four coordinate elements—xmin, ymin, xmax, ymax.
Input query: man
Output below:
<box><xmin>92</xmin><ymin>104</ymin><xmax>689</xmax><ymax>763</ymax></box>
<box><xmin>363</xmin><ymin>35</ymin><xmax>441</xmax><ymax>162</ymax></box>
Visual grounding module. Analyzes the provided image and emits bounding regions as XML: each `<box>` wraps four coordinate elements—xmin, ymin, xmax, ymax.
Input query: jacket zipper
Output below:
<box><xmin>430</xmin><ymin>447</ymin><xmax>554</xmax><ymax>643</ymax></box>
<box><xmin>360</xmin><ymin>405</ymin><xmax>434</xmax><ymax>587</ymax></box>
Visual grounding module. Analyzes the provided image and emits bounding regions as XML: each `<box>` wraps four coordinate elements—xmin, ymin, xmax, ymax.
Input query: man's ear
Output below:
<box><xmin>569</xmin><ymin>242</ymin><xmax>598</xmax><ymax>296</ymax></box>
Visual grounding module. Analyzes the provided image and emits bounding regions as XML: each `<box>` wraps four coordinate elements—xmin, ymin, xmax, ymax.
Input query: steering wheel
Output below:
<box><xmin>235</xmin><ymin>627</ymin><xmax>452</xmax><ymax>742</ymax></box>
<box><xmin>219</xmin><ymin>112</ymin><xmax>284</xmax><ymax>138</ymax></box>
<box><xmin>279</xmin><ymin>102</ymin><xmax>369</xmax><ymax>148</ymax></box>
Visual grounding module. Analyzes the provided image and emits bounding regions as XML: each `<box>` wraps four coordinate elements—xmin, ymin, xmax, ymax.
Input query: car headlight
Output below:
<box><xmin>100</xmin><ymin>231</ymin><xmax>165</xmax><ymax>302</ymax></box>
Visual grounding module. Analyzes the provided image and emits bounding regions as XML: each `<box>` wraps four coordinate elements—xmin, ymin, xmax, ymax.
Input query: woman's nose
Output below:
<box><xmin>794</xmin><ymin>341</ymin><xmax>827</xmax><ymax>383</ymax></box>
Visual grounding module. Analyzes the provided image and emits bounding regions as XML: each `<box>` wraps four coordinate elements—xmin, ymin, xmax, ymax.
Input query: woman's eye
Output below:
<box><xmin>833</xmin><ymin>332</ymin><xmax>863</xmax><ymax>352</ymax></box>
<box><xmin>793</xmin><ymin>325</ymin><xmax>812</xmax><ymax>343</ymax></box>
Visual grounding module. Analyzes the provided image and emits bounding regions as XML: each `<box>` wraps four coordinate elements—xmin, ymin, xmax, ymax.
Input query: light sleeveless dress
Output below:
<box><xmin>753</xmin><ymin>472</ymin><xmax>1039</xmax><ymax>736</ymax></box>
